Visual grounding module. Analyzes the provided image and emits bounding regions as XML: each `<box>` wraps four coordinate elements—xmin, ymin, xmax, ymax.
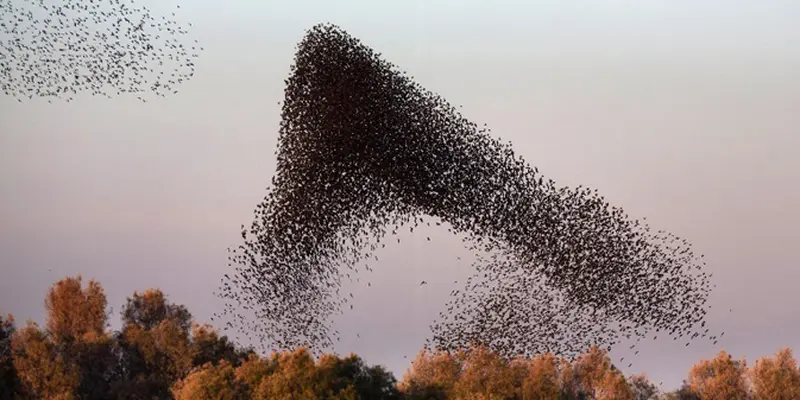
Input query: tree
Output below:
<box><xmin>452</xmin><ymin>345</ymin><xmax>518</xmax><ymax>399</ymax></box>
<box><xmin>11</xmin><ymin>321</ymin><xmax>78</xmax><ymax>399</ymax></box>
<box><xmin>191</xmin><ymin>323</ymin><xmax>246</xmax><ymax>368</ymax></box>
<box><xmin>172</xmin><ymin>360</ymin><xmax>249</xmax><ymax>400</ymax></box>
<box><xmin>660</xmin><ymin>381</ymin><xmax>701</xmax><ymax>400</ymax></box>
<box><xmin>570</xmin><ymin>345</ymin><xmax>634</xmax><ymax>399</ymax></box>
<box><xmin>0</xmin><ymin>314</ymin><xmax>21</xmax><ymax>399</ymax></box>
<box><xmin>234</xmin><ymin>353</ymin><xmax>276</xmax><ymax>392</ymax></box>
<box><xmin>749</xmin><ymin>347</ymin><xmax>800</xmax><ymax>400</ymax></box>
<box><xmin>122</xmin><ymin>289</ymin><xmax>193</xmax><ymax>334</ymax></box>
<box><xmin>12</xmin><ymin>275</ymin><xmax>800</xmax><ymax>400</ymax></box>
<box><xmin>255</xmin><ymin>348</ymin><xmax>319</xmax><ymax>399</ymax></box>
<box><xmin>596</xmin><ymin>368</ymin><xmax>634</xmax><ymax>400</ymax></box>
<box><xmin>70</xmin><ymin>333</ymin><xmax>121</xmax><ymax>399</ymax></box>
<box><xmin>45</xmin><ymin>277</ymin><xmax>119</xmax><ymax>399</ymax></box>
<box><xmin>518</xmin><ymin>353</ymin><xmax>561</xmax><ymax>400</ymax></box>
<box><xmin>114</xmin><ymin>288</ymin><xmax>196</xmax><ymax>399</ymax></box>
<box><xmin>44</xmin><ymin>276</ymin><xmax>107</xmax><ymax>344</ymax></box>
<box><xmin>687</xmin><ymin>350</ymin><xmax>750</xmax><ymax>400</ymax></box>
<box><xmin>629</xmin><ymin>373</ymin><xmax>659</xmax><ymax>400</ymax></box>
<box><xmin>314</xmin><ymin>352</ymin><xmax>399</xmax><ymax>399</ymax></box>
<box><xmin>399</xmin><ymin>349</ymin><xmax>463</xmax><ymax>399</ymax></box>
<box><xmin>114</xmin><ymin>319</ymin><xmax>194</xmax><ymax>398</ymax></box>
<box><xmin>558</xmin><ymin>357</ymin><xmax>584</xmax><ymax>399</ymax></box>
<box><xmin>359</xmin><ymin>364</ymin><xmax>402</xmax><ymax>399</ymax></box>
<box><xmin>574</xmin><ymin>346</ymin><xmax>612</xmax><ymax>398</ymax></box>
<box><xmin>11</xmin><ymin>277</ymin><xmax>118</xmax><ymax>400</ymax></box>
<box><xmin>5</xmin><ymin>276</ymin><xmax>256</xmax><ymax>399</ymax></box>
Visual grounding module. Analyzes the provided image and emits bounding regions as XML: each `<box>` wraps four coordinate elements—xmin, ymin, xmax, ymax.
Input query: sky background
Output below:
<box><xmin>2</xmin><ymin>0</ymin><xmax>800</xmax><ymax>392</ymax></box>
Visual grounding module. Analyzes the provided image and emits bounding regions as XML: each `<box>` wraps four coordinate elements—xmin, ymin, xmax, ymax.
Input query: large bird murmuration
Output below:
<box><xmin>217</xmin><ymin>23</ymin><xmax>715</xmax><ymax>359</ymax></box>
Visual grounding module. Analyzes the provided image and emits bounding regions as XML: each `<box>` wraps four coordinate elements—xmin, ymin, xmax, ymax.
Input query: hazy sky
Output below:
<box><xmin>2</xmin><ymin>0</ymin><xmax>799</xmax><ymax>391</ymax></box>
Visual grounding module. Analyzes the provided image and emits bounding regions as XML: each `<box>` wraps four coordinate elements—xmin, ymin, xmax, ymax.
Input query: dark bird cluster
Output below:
<box><xmin>0</xmin><ymin>0</ymin><xmax>202</xmax><ymax>102</ymax></box>
<box><xmin>216</xmin><ymin>24</ymin><xmax>716</xmax><ymax>359</ymax></box>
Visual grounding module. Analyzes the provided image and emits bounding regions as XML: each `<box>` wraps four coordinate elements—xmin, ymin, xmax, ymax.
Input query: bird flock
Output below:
<box><xmin>216</xmin><ymin>23</ymin><xmax>717</xmax><ymax>361</ymax></box>
<box><xmin>0</xmin><ymin>0</ymin><xmax>201</xmax><ymax>103</ymax></box>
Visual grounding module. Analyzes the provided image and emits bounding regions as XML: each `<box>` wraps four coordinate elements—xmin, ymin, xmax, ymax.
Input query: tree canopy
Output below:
<box><xmin>2</xmin><ymin>275</ymin><xmax>799</xmax><ymax>399</ymax></box>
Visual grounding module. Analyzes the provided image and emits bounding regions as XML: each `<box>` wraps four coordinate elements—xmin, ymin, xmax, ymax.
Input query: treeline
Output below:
<box><xmin>1</xmin><ymin>277</ymin><xmax>799</xmax><ymax>399</ymax></box>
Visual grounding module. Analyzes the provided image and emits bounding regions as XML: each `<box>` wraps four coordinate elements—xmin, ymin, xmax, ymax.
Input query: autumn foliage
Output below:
<box><xmin>1</xmin><ymin>276</ymin><xmax>799</xmax><ymax>399</ymax></box>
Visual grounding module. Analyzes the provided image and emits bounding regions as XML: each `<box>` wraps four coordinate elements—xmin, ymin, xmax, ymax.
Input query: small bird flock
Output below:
<box><xmin>0</xmin><ymin>0</ymin><xmax>202</xmax><ymax>103</ymax></box>
<box><xmin>216</xmin><ymin>23</ymin><xmax>717</xmax><ymax>360</ymax></box>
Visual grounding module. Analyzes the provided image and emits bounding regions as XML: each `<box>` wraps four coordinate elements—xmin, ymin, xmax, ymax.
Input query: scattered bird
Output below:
<box><xmin>420</xmin><ymin>281</ymin><xmax>427</xmax><ymax>286</ymax></box>
<box><xmin>1</xmin><ymin>0</ymin><xmax>202</xmax><ymax>102</ymax></box>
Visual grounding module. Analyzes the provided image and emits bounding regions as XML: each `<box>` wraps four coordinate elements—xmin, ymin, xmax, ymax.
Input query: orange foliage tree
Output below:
<box><xmin>517</xmin><ymin>353</ymin><xmax>561</xmax><ymax>400</ymax></box>
<box><xmin>400</xmin><ymin>348</ymin><xmax>463</xmax><ymax>399</ymax></box>
<box><xmin>687</xmin><ymin>350</ymin><xmax>749</xmax><ymax>400</ymax></box>
<box><xmin>452</xmin><ymin>345</ymin><xmax>519</xmax><ymax>399</ymax></box>
<box><xmin>749</xmin><ymin>348</ymin><xmax>800</xmax><ymax>400</ymax></box>
<box><xmin>10</xmin><ymin>275</ymin><xmax>800</xmax><ymax>400</ymax></box>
